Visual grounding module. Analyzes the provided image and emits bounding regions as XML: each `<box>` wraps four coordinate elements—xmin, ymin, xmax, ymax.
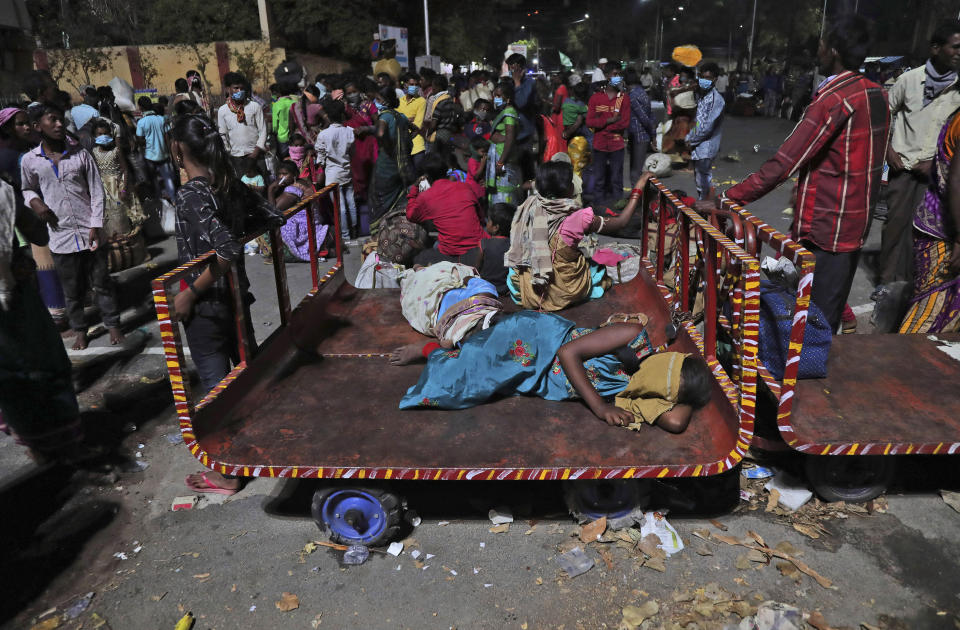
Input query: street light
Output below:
<box><xmin>584</xmin><ymin>13</ymin><xmax>589</xmax><ymax>18</ymax></box>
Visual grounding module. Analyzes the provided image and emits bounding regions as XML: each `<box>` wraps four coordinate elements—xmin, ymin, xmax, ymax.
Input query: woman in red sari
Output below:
<box><xmin>343</xmin><ymin>77</ymin><xmax>379</xmax><ymax>211</ymax></box>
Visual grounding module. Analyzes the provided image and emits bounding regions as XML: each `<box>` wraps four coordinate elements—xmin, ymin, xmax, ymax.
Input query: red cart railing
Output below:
<box><xmin>151</xmin><ymin>183</ymin><xmax>341</xmax><ymax>448</ymax></box>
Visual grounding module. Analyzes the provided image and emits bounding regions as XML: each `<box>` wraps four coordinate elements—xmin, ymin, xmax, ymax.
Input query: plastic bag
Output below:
<box><xmin>639</xmin><ymin>510</ymin><xmax>684</xmax><ymax>556</ymax></box>
<box><xmin>354</xmin><ymin>251</ymin><xmax>404</xmax><ymax>289</ymax></box>
<box><xmin>541</xmin><ymin>113</ymin><xmax>568</xmax><ymax>162</ymax></box>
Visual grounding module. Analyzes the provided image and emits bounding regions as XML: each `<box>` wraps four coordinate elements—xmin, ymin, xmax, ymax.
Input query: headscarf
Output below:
<box><xmin>614</xmin><ymin>352</ymin><xmax>690</xmax><ymax>429</ymax></box>
<box><xmin>0</xmin><ymin>107</ymin><xmax>23</xmax><ymax>131</ymax></box>
<box><xmin>504</xmin><ymin>192</ymin><xmax>579</xmax><ymax>286</ymax></box>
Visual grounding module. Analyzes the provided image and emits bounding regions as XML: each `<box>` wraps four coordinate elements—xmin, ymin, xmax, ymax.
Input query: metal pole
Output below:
<box><xmin>747</xmin><ymin>0</ymin><xmax>757</xmax><ymax>72</ymax></box>
<box><xmin>820</xmin><ymin>0</ymin><xmax>828</xmax><ymax>40</ymax></box>
<box><xmin>424</xmin><ymin>0</ymin><xmax>431</xmax><ymax>56</ymax></box>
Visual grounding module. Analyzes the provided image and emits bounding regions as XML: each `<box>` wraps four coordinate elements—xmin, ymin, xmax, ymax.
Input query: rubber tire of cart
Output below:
<box><xmin>311</xmin><ymin>486</ymin><xmax>402</xmax><ymax>546</ymax></box>
<box><xmin>804</xmin><ymin>455</ymin><xmax>896</xmax><ymax>503</ymax></box>
<box><xmin>563</xmin><ymin>479</ymin><xmax>651</xmax><ymax>521</ymax></box>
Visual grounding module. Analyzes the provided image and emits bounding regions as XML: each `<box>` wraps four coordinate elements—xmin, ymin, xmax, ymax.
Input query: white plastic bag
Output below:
<box><xmin>639</xmin><ymin>510</ymin><xmax>684</xmax><ymax>556</ymax></box>
<box><xmin>159</xmin><ymin>199</ymin><xmax>177</xmax><ymax>236</ymax></box>
<box><xmin>354</xmin><ymin>251</ymin><xmax>403</xmax><ymax>289</ymax></box>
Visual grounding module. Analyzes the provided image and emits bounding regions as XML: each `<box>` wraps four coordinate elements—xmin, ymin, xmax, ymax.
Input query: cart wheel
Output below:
<box><xmin>311</xmin><ymin>487</ymin><xmax>401</xmax><ymax>546</ymax></box>
<box><xmin>804</xmin><ymin>456</ymin><xmax>895</xmax><ymax>503</ymax></box>
<box><xmin>564</xmin><ymin>479</ymin><xmax>651</xmax><ymax>521</ymax></box>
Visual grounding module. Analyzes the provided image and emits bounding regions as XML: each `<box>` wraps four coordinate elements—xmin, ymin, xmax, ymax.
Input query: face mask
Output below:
<box><xmin>374</xmin><ymin>100</ymin><xmax>387</xmax><ymax>112</ymax></box>
<box><xmin>698</xmin><ymin>78</ymin><xmax>714</xmax><ymax>90</ymax></box>
<box><xmin>609</xmin><ymin>76</ymin><xmax>623</xmax><ymax>86</ymax></box>
<box><xmin>406</xmin><ymin>85</ymin><xmax>419</xmax><ymax>96</ymax></box>
<box><xmin>315</xmin><ymin>83</ymin><xmax>327</xmax><ymax>98</ymax></box>
<box><xmin>231</xmin><ymin>90</ymin><xmax>246</xmax><ymax>101</ymax></box>
<box><xmin>345</xmin><ymin>93</ymin><xmax>362</xmax><ymax>105</ymax></box>
<box><xmin>94</xmin><ymin>134</ymin><xmax>113</xmax><ymax>146</ymax></box>
<box><xmin>475</xmin><ymin>110</ymin><xmax>490</xmax><ymax>121</ymax></box>
<box><xmin>493</xmin><ymin>96</ymin><xmax>504</xmax><ymax>109</ymax></box>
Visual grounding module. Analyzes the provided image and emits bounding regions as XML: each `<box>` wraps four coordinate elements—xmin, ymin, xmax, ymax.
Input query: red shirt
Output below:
<box><xmin>586</xmin><ymin>91</ymin><xmax>631</xmax><ymax>152</ymax></box>
<box><xmin>725</xmin><ymin>71</ymin><xmax>890</xmax><ymax>253</ymax></box>
<box><xmin>406</xmin><ymin>179</ymin><xmax>489</xmax><ymax>256</ymax></box>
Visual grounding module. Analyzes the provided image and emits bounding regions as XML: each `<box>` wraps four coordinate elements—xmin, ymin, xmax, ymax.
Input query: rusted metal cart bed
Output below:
<box><xmin>153</xmin><ymin>182</ymin><xmax>763</xmax><ymax>543</ymax></box>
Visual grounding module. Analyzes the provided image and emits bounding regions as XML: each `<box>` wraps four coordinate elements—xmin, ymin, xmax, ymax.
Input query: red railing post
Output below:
<box><xmin>271</xmin><ymin>227</ymin><xmax>292</xmax><ymax>326</ymax></box>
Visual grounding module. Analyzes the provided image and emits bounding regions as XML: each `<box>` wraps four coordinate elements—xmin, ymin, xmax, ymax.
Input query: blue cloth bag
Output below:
<box><xmin>757</xmin><ymin>281</ymin><xmax>832</xmax><ymax>380</ymax></box>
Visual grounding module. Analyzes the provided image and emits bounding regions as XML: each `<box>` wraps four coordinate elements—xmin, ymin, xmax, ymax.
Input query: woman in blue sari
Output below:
<box><xmin>390</xmin><ymin>310</ymin><xmax>713</xmax><ymax>433</ymax></box>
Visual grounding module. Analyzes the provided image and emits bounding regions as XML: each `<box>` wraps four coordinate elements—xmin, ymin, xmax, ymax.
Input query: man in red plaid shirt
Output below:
<box><xmin>699</xmin><ymin>16</ymin><xmax>890</xmax><ymax>332</ymax></box>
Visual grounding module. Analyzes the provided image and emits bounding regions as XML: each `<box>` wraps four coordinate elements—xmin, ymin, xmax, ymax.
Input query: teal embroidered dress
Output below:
<box><xmin>399</xmin><ymin>310</ymin><xmax>630</xmax><ymax>409</ymax></box>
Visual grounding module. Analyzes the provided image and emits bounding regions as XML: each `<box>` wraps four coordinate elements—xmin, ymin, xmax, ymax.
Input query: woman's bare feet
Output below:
<box><xmin>109</xmin><ymin>327</ymin><xmax>125</xmax><ymax>345</ymax></box>
<box><xmin>389</xmin><ymin>343</ymin><xmax>426</xmax><ymax>366</ymax></box>
<box><xmin>72</xmin><ymin>330</ymin><xmax>89</xmax><ymax>350</ymax></box>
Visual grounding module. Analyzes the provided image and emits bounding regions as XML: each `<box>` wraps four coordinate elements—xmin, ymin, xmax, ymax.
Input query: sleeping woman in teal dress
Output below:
<box><xmin>389</xmin><ymin>310</ymin><xmax>713</xmax><ymax>433</ymax></box>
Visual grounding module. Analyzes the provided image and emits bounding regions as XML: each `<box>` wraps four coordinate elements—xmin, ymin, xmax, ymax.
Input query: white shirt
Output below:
<box><xmin>216</xmin><ymin>100</ymin><xmax>267</xmax><ymax>158</ymax></box>
<box><xmin>314</xmin><ymin>123</ymin><xmax>355</xmax><ymax>185</ymax></box>
<box><xmin>888</xmin><ymin>64</ymin><xmax>960</xmax><ymax>169</ymax></box>
<box><xmin>715</xmin><ymin>75</ymin><xmax>729</xmax><ymax>93</ymax></box>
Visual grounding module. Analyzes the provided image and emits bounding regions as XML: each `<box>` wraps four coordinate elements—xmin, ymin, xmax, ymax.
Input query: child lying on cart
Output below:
<box><xmin>390</xmin><ymin>310</ymin><xmax>713</xmax><ymax>433</ymax></box>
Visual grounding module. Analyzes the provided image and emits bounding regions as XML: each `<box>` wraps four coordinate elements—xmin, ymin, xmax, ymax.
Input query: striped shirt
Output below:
<box><xmin>725</xmin><ymin>71</ymin><xmax>890</xmax><ymax>252</ymax></box>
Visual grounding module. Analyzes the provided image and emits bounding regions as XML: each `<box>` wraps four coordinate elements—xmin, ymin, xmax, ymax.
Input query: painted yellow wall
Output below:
<box><xmin>48</xmin><ymin>40</ymin><xmax>287</xmax><ymax>96</ymax></box>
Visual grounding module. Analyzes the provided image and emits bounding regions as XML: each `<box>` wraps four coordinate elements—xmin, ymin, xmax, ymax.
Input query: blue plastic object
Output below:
<box><xmin>319</xmin><ymin>489</ymin><xmax>388</xmax><ymax>544</ymax></box>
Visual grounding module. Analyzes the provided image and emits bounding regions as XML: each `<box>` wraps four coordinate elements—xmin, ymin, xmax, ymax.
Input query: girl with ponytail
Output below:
<box><xmin>171</xmin><ymin>114</ymin><xmax>282</xmax><ymax>495</ymax></box>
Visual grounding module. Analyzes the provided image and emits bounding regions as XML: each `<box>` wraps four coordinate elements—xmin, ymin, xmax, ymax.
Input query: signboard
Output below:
<box><xmin>414</xmin><ymin>55</ymin><xmax>442</xmax><ymax>74</ymax></box>
<box><xmin>378</xmin><ymin>24</ymin><xmax>409</xmax><ymax>69</ymax></box>
<box><xmin>507</xmin><ymin>44</ymin><xmax>528</xmax><ymax>59</ymax></box>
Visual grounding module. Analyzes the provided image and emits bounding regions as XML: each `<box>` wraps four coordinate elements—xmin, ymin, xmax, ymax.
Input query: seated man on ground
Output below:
<box><xmin>506</xmin><ymin>162</ymin><xmax>653</xmax><ymax>311</ymax></box>
<box><xmin>406</xmin><ymin>152</ymin><xmax>489</xmax><ymax>265</ymax></box>
<box><xmin>390</xmin><ymin>310</ymin><xmax>712</xmax><ymax>433</ymax></box>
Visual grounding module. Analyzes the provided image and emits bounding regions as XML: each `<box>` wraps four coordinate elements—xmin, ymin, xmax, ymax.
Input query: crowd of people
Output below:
<box><xmin>3</xmin><ymin>14</ymin><xmax>960</xmax><ymax>489</ymax></box>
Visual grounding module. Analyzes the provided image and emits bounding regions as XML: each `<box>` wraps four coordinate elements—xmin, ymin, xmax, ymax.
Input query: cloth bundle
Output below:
<box><xmin>504</xmin><ymin>192</ymin><xmax>579</xmax><ymax>287</ymax></box>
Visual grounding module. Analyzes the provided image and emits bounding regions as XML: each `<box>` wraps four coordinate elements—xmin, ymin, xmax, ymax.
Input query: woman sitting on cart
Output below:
<box><xmin>390</xmin><ymin>310</ymin><xmax>712</xmax><ymax>433</ymax></box>
<box><xmin>505</xmin><ymin>162</ymin><xmax>652</xmax><ymax>311</ymax></box>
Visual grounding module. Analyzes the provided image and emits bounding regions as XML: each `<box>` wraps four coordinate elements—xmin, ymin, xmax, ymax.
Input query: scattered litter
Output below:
<box><xmin>709</xmin><ymin>519</ymin><xmax>728</xmax><ymax>531</ymax></box>
<box><xmin>137</xmin><ymin>443</ymin><xmax>145</xmax><ymax>449</ymax></box>
<box><xmin>132</xmin><ymin>544</ymin><xmax>143</xmax><ymax>554</ymax></box>
<box><xmin>742</xmin><ymin>465</ymin><xmax>776</xmax><ymax>479</ymax></box>
<box><xmin>311</xmin><ymin>613</ymin><xmax>323</xmax><ymax>628</ymax></box>
<box><xmin>122</xmin><ymin>422</ymin><xmax>137</xmax><ymax>433</ymax></box>
<box><xmin>479</xmin><ymin>542</ymin><xmax>485</xmax><ymax>549</ymax></box>
<box><xmin>31</xmin><ymin>618</ymin><xmax>61</xmax><ymax>630</ymax></box>
<box><xmin>343</xmin><ymin>545</ymin><xmax>369</xmax><ymax>565</ymax></box>
<box><xmin>135</xmin><ymin>451</ymin><xmax>143</xmax><ymax>458</ymax></box>
<box><xmin>119</xmin><ymin>459</ymin><xmax>150</xmax><ymax>472</ymax></box>
<box><xmin>437</xmin><ymin>520</ymin><xmax>450</xmax><ymax>526</ymax></box>
<box><xmin>488</xmin><ymin>523</ymin><xmax>509</xmax><ymax>534</ymax></box>
<box><xmin>173</xmin><ymin>612</ymin><xmax>194</xmax><ymax>630</ymax></box>
<box><xmin>783</xmin><ymin>208</ymin><xmax>795</xmax><ymax>217</ymax></box>
<box><xmin>387</xmin><ymin>542</ymin><xmax>403</xmax><ymax>556</ymax></box>
<box><xmin>192</xmin><ymin>573</ymin><xmax>210</xmax><ymax>579</ymax></box>
<box><xmin>738</xmin><ymin>601</ymin><xmax>802</xmax><ymax>630</ymax></box>
<box><xmin>488</xmin><ymin>506</ymin><xmax>514</xmax><ymax>525</ymax></box>
<box><xmin>473</xmin><ymin>568</ymin><xmax>479</xmax><ymax>574</ymax></box>
<box><xmin>941</xmin><ymin>490</ymin><xmax>960</xmax><ymax>514</ymax></box>
<box><xmin>711</xmin><ymin>531</ymin><xmax>833</xmax><ymax>589</ymax></box>
<box><xmin>410</xmin><ymin>550</ymin><xmax>422</xmax><ymax>560</ymax></box>
<box><xmin>621</xmin><ymin>601</ymin><xmax>660</xmax><ymax>629</ymax></box>
<box><xmin>249</xmin><ymin>605</ymin><xmax>256</xmax><ymax>612</ymax></box>
<box><xmin>579</xmin><ymin>517</ymin><xmax>606</xmax><ymax>543</ymax></box>
<box><xmin>150</xmin><ymin>593</ymin><xmax>167</xmax><ymax>602</ymax></box>
<box><xmin>483</xmin><ymin>584</ymin><xmax>493</xmax><ymax>588</ymax></box>
<box><xmin>765</xmin><ymin>472</ymin><xmax>813</xmax><ymax>512</ymax></box>
<box><xmin>607</xmin><ymin>507</ymin><xmax>646</xmax><ymax>531</ymax></box>
<box><xmin>639</xmin><ymin>511</ymin><xmax>684</xmax><ymax>556</ymax></box>
<box><xmin>448</xmin><ymin>569</ymin><xmax>457</xmax><ymax>576</ymax></box>
<box><xmin>556</xmin><ymin>546</ymin><xmax>594</xmax><ymax>578</ymax></box>
<box><xmin>395</xmin><ymin>565</ymin><xmax>401</xmax><ymax>571</ymax></box>
<box><xmin>753</xmin><ymin>144</ymin><xmax>760</xmax><ymax>153</ymax></box>
<box><xmin>113</xmin><ymin>552</ymin><xmax>128</xmax><ymax>561</ymax></box>
<box><xmin>425</xmin><ymin>553</ymin><xmax>435</xmax><ymax>560</ymax></box>
<box><xmin>740</xmin><ymin>489</ymin><xmax>755</xmax><ymax>501</ymax></box>
<box><xmin>275</xmin><ymin>592</ymin><xmax>299</xmax><ymax>612</ymax></box>
<box><xmin>165</xmin><ymin>433</ymin><xmax>184</xmax><ymax>444</ymax></box>
<box><xmin>723</xmin><ymin>151</ymin><xmax>741</xmax><ymax>162</ymax></box>
<box><xmin>65</xmin><ymin>592</ymin><xmax>94</xmax><ymax>619</ymax></box>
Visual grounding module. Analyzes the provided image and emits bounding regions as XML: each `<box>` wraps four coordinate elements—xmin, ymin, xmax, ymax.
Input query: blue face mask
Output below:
<box><xmin>231</xmin><ymin>90</ymin><xmax>246</xmax><ymax>101</ymax></box>
<box><xmin>406</xmin><ymin>85</ymin><xmax>419</xmax><ymax>96</ymax></box>
<box><xmin>374</xmin><ymin>100</ymin><xmax>387</xmax><ymax>112</ymax></box>
<box><xmin>698</xmin><ymin>78</ymin><xmax>714</xmax><ymax>90</ymax></box>
<box><xmin>94</xmin><ymin>134</ymin><xmax>113</xmax><ymax>146</ymax></box>
<box><xmin>316</xmin><ymin>82</ymin><xmax>327</xmax><ymax>98</ymax></box>
<box><xmin>493</xmin><ymin>96</ymin><xmax>504</xmax><ymax>109</ymax></box>
<box><xmin>609</xmin><ymin>76</ymin><xmax>623</xmax><ymax>86</ymax></box>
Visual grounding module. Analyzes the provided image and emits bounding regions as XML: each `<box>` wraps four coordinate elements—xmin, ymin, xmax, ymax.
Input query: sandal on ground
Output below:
<box><xmin>185</xmin><ymin>472</ymin><xmax>241</xmax><ymax>495</ymax></box>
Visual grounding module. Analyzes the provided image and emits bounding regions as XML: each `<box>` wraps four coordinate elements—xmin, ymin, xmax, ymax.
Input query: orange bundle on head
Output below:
<box><xmin>671</xmin><ymin>45</ymin><xmax>703</xmax><ymax>68</ymax></box>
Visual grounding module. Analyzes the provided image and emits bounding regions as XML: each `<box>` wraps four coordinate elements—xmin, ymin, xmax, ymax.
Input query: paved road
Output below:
<box><xmin>2</xmin><ymin>115</ymin><xmax>959</xmax><ymax>630</ymax></box>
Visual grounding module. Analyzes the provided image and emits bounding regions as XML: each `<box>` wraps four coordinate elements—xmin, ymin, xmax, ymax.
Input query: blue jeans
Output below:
<box><xmin>694</xmin><ymin>157</ymin><xmax>714</xmax><ymax>200</ymax></box>
<box><xmin>591</xmin><ymin>148</ymin><xmax>624</xmax><ymax>208</ymax></box>
<box><xmin>146</xmin><ymin>159</ymin><xmax>177</xmax><ymax>201</ymax></box>
<box><xmin>338</xmin><ymin>182</ymin><xmax>357</xmax><ymax>239</ymax></box>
